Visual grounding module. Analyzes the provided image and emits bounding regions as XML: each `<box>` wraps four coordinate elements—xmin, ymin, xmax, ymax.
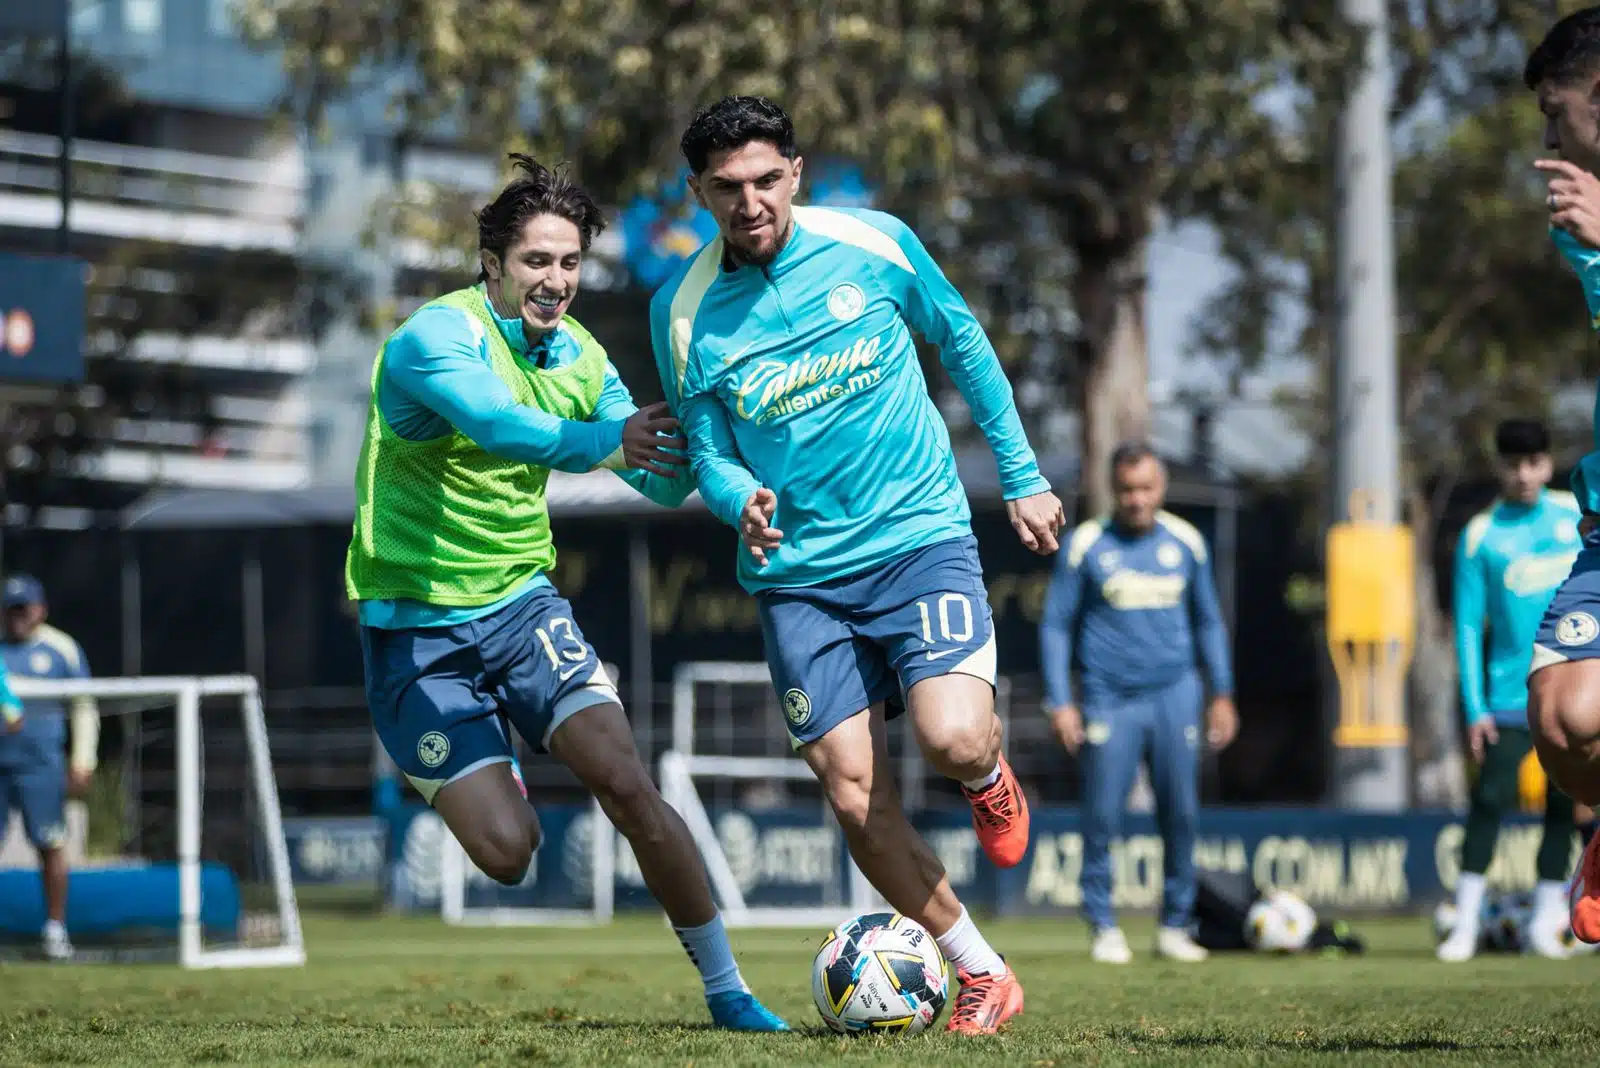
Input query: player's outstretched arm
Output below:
<box><xmin>678</xmin><ymin>394</ymin><xmax>763</xmax><ymax>530</ymax></box>
<box><xmin>590</xmin><ymin>360</ymin><xmax>697</xmax><ymax>508</ymax></box>
<box><xmin>647</xmin><ymin>282</ymin><xmax>763</xmax><ymax>534</ymax></box>
<box><xmin>384</xmin><ymin>307</ymin><xmax>625</xmax><ymax>473</ymax></box>
<box><xmin>870</xmin><ymin>210</ymin><xmax>1063</xmax><ymax>550</ymax></box>
<box><xmin>876</xmin><ymin>213</ymin><xmax>1048</xmax><ymax>490</ymax></box>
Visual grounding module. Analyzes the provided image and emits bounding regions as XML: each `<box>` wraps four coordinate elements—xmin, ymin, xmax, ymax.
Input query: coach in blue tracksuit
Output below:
<box><xmin>1039</xmin><ymin>442</ymin><xmax>1237</xmax><ymax>964</ymax></box>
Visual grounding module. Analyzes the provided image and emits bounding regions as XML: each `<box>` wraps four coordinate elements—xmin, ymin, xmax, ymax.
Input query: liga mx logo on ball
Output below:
<box><xmin>811</xmin><ymin>912</ymin><xmax>949</xmax><ymax>1035</ymax></box>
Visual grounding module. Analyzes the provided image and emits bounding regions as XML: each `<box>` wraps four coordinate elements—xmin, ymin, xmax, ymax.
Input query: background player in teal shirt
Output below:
<box><xmin>1522</xmin><ymin>7</ymin><xmax>1600</xmax><ymax>943</ymax></box>
<box><xmin>1441</xmin><ymin>420</ymin><xmax>1581</xmax><ymax>961</ymax></box>
<box><xmin>652</xmin><ymin>96</ymin><xmax>1065</xmax><ymax>1036</ymax></box>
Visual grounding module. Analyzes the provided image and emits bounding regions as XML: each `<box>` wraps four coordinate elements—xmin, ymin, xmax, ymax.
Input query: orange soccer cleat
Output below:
<box><xmin>962</xmin><ymin>753</ymin><xmax>1030</xmax><ymax>868</ymax></box>
<box><xmin>1572</xmin><ymin>831</ymin><xmax>1600</xmax><ymax>945</ymax></box>
<box><xmin>945</xmin><ymin>965</ymin><xmax>1024</xmax><ymax>1035</ymax></box>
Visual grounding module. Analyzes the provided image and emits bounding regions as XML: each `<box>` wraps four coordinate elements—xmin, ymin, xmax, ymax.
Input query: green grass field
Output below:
<box><xmin>3</xmin><ymin>911</ymin><xmax>1599</xmax><ymax>1066</ymax></box>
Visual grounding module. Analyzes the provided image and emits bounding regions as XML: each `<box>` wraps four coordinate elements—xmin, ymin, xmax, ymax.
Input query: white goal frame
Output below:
<box><xmin>8</xmin><ymin>674</ymin><xmax>305</xmax><ymax>970</ymax></box>
<box><xmin>659</xmin><ymin>661</ymin><xmax>881</xmax><ymax>928</ymax></box>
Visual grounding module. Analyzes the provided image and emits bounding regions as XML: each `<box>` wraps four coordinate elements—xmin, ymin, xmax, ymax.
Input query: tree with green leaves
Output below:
<box><xmin>237</xmin><ymin>0</ymin><xmax>1365</xmax><ymax>512</ymax></box>
<box><xmin>1203</xmin><ymin>6</ymin><xmax>1600</xmax><ymax>805</ymax></box>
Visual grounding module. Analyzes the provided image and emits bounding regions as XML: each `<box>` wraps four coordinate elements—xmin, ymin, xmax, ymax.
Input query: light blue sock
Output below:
<box><xmin>674</xmin><ymin>913</ymin><xmax>748</xmax><ymax>997</ymax></box>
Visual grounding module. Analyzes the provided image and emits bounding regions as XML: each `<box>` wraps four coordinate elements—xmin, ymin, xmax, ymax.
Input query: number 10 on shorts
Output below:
<box><xmin>917</xmin><ymin>593</ymin><xmax>973</xmax><ymax>645</ymax></box>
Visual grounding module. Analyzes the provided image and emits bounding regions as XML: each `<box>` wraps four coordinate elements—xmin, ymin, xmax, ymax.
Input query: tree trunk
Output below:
<box><xmin>1405</xmin><ymin>468</ymin><xmax>1468</xmax><ymax>808</ymax></box>
<box><xmin>1074</xmin><ymin>237</ymin><xmax>1151</xmax><ymax>516</ymax></box>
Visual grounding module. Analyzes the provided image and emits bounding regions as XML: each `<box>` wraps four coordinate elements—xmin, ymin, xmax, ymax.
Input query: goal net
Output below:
<box><xmin>436</xmin><ymin>663</ymin><xmax>620</xmax><ymax>927</ymax></box>
<box><xmin>0</xmin><ymin>675</ymin><xmax>304</xmax><ymax>969</ymax></box>
<box><xmin>658</xmin><ymin>661</ymin><xmax>884</xmax><ymax>928</ymax></box>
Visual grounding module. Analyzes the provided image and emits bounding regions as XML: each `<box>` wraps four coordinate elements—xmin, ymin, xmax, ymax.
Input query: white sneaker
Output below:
<box><xmin>1436</xmin><ymin>923</ymin><xmax>1479</xmax><ymax>962</ymax></box>
<box><xmin>1091</xmin><ymin>926</ymin><xmax>1133</xmax><ymax>964</ymax></box>
<box><xmin>1154</xmin><ymin>926</ymin><xmax>1208</xmax><ymax>962</ymax></box>
<box><xmin>41</xmin><ymin>923</ymin><xmax>72</xmax><ymax>962</ymax></box>
<box><xmin>1526</xmin><ymin>909</ymin><xmax>1574</xmax><ymax>960</ymax></box>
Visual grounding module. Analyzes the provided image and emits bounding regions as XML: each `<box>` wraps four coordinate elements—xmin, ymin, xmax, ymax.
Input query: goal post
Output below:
<box><xmin>4</xmin><ymin>674</ymin><xmax>304</xmax><ymax>970</ymax></box>
<box><xmin>661</xmin><ymin>661</ymin><xmax>882</xmax><ymax>928</ymax></box>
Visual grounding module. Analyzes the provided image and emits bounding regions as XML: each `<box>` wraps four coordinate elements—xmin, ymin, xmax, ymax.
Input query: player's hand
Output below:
<box><xmin>1049</xmin><ymin>704</ymin><xmax>1085</xmax><ymax>754</ymax></box>
<box><xmin>740</xmin><ymin>488</ymin><xmax>783</xmax><ymax>566</ymax></box>
<box><xmin>1</xmin><ymin>708</ymin><xmax>21</xmax><ymax>734</ymax></box>
<box><xmin>1207</xmin><ymin>696</ymin><xmax>1239</xmax><ymax>750</ymax></box>
<box><xmin>621</xmin><ymin>402</ymin><xmax>689</xmax><ymax>477</ymax></box>
<box><xmin>67</xmin><ymin>768</ymin><xmax>92</xmax><ymax>797</ymax></box>
<box><xmin>1467</xmin><ymin>718</ymin><xmax>1499</xmax><ymax>765</ymax></box>
<box><xmin>1539</xmin><ymin>159</ymin><xmax>1600</xmax><ymax>249</ymax></box>
<box><xmin>1006</xmin><ymin>491</ymin><xmax>1066</xmax><ymax>556</ymax></box>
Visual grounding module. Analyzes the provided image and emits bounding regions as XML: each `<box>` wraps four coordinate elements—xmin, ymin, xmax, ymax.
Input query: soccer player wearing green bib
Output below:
<box><xmin>345</xmin><ymin>155</ymin><xmax>786</xmax><ymax>1031</ymax></box>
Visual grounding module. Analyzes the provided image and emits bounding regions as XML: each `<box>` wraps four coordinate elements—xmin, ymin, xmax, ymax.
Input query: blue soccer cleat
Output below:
<box><xmin>707</xmin><ymin>990</ymin><xmax>791</xmax><ymax>1032</ymax></box>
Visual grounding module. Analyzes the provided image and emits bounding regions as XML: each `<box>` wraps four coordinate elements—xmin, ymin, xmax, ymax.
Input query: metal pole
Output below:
<box><xmin>57</xmin><ymin>0</ymin><xmax>73</xmax><ymax>253</ymax></box>
<box><xmin>627</xmin><ymin>523</ymin><xmax>654</xmax><ymax>753</ymax></box>
<box><xmin>1331</xmin><ymin>0</ymin><xmax>1406</xmax><ymax>810</ymax></box>
<box><xmin>243</xmin><ymin>537</ymin><xmax>266</xmax><ymax>683</ymax></box>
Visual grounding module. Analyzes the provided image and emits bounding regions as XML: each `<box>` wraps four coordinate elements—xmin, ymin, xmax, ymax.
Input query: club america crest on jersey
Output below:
<box><xmin>826</xmin><ymin>282</ymin><xmax>866</xmax><ymax>322</ymax></box>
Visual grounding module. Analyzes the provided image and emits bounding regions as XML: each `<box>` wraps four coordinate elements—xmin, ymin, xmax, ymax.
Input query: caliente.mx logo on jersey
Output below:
<box><xmin>730</xmin><ymin>335</ymin><xmax>885</xmax><ymax>425</ymax></box>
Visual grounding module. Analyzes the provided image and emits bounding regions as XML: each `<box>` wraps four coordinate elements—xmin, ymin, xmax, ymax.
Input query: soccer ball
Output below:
<box><xmin>811</xmin><ymin>912</ymin><xmax>949</xmax><ymax>1035</ymax></box>
<box><xmin>1245</xmin><ymin>890</ymin><xmax>1317</xmax><ymax>953</ymax></box>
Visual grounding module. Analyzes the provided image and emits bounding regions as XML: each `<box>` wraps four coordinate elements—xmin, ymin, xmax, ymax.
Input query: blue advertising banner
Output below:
<box><xmin>377</xmin><ymin>804</ymin><xmax>1576</xmax><ymax>917</ymax></box>
<box><xmin>0</xmin><ymin>253</ymin><xmax>86</xmax><ymax>385</ymax></box>
<box><xmin>281</xmin><ymin>817</ymin><xmax>387</xmax><ymax>886</ymax></box>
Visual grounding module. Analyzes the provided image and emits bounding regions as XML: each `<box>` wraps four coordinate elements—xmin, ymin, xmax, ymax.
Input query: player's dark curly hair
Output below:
<box><xmin>475</xmin><ymin>154</ymin><xmax>606</xmax><ymax>282</ymax></box>
<box><xmin>1495</xmin><ymin>418</ymin><xmax>1550</xmax><ymax>459</ymax></box>
<box><xmin>679</xmin><ymin>96</ymin><xmax>797</xmax><ymax>175</ymax></box>
<box><xmin>1525</xmin><ymin>6</ymin><xmax>1600</xmax><ymax>89</ymax></box>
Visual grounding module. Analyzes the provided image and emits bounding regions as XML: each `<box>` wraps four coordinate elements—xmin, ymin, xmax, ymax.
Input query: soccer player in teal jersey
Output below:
<box><xmin>1439</xmin><ymin>420</ymin><xmax>1582</xmax><ymax>961</ymax></box>
<box><xmin>1523</xmin><ymin>5</ymin><xmax>1600</xmax><ymax>945</ymax></box>
<box><xmin>651</xmin><ymin>96</ymin><xmax>1065</xmax><ymax>1035</ymax></box>
<box><xmin>348</xmin><ymin>156</ymin><xmax>785</xmax><ymax>1030</ymax></box>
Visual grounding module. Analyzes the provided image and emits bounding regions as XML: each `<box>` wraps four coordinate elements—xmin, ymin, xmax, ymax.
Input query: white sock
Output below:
<box><xmin>961</xmin><ymin>765</ymin><xmax>1002</xmax><ymax>792</ymax></box>
<box><xmin>673</xmin><ymin>913</ymin><xmax>747</xmax><ymax>997</ymax></box>
<box><xmin>934</xmin><ymin>906</ymin><xmax>1006</xmax><ymax>977</ymax></box>
<box><xmin>42</xmin><ymin>919</ymin><xmax>65</xmax><ymax>940</ymax></box>
<box><xmin>1453</xmin><ymin>872</ymin><xmax>1487</xmax><ymax>933</ymax></box>
<box><xmin>1536</xmin><ymin>879</ymin><xmax>1569</xmax><ymax>919</ymax></box>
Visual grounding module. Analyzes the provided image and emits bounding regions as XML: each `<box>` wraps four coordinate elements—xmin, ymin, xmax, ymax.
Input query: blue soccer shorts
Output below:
<box><xmin>1532</xmin><ymin>524</ymin><xmax>1600</xmax><ymax>678</ymax></box>
<box><xmin>0</xmin><ymin>757</ymin><xmax>67</xmax><ymax>851</ymax></box>
<box><xmin>361</xmin><ymin>586</ymin><xmax>619</xmax><ymax>804</ymax></box>
<box><xmin>756</xmin><ymin>535</ymin><xmax>997</xmax><ymax>747</ymax></box>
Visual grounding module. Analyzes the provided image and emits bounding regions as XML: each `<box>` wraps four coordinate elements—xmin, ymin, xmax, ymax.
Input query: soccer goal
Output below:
<box><xmin>436</xmin><ymin>662</ymin><xmax>620</xmax><ymax>927</ymax></box>
<box><xmin>658</xmin><ymin>661</ymin><xmax>883</xmax><ymax>928</ymax></box>
<box><xmin>2</xmin><ymin>675</ymin><xmax>304</xmax><ymax>969</ymax></box>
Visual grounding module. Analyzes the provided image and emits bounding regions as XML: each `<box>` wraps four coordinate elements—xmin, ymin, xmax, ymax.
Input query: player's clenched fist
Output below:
<box><xmin>740</xmin><ymin>488</ymin><xmax>783</xmax><ymax>566</ymax></box>
<box><xmin>1006</xmin><ymin>490</ymin><xmax>1066</xmax><ymax>555</ymax></box>
<box><xmin>1540</xmin><ymin>158</ymin><xmax>1600</xmax><ymax>250</ymax></box>
<box><xmin>622</xmin><ymin>402</ymin><xmax>689</xmax><ymax>477</ymax></box>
